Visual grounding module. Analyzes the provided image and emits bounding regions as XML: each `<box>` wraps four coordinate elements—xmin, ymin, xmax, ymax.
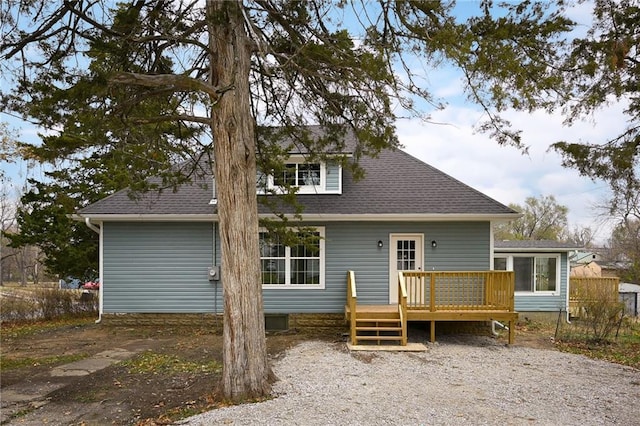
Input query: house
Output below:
<box><xmin>570</xmin><ymin>249</ymin><xmax>624</xmax><ymax>278</ymax></box>
<box><xmin>77</xmin><ymin>128</ymin><xmax>536</xmax><ymax>343</ymax></box>
<box><xmin>494</xmin><ymin>240</ymin><xmax>581</xmax><ymax>322</ymax></box>
<box><xmin>571</xmin><ymin>260</ymin><xmax>602</xmax><ymax>278</ymax></box>
<box><xmin>571</xmin><ymin>250</ymin><xmax>604</xmax><ymax>266</ymax></box>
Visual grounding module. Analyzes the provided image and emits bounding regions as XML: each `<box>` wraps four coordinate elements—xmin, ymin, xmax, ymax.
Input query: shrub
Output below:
<box><xmin>1</xmin><ymin>288</ymin><xmax>98</xmax><ymax>323</ymax></box>
<box><xmin>574</xmin><ymin>282</ymin><xmax>625</xmax><ymax>342</ymax></box>
<box><xmin>35</xmin><ymin>288</ymin><xmax>77</xmax><ymax>320</ymax></box>
<box><xmin>0</xmin><ymin>296</ymin><xmax>38</xmax><ymax>322</ymax></box>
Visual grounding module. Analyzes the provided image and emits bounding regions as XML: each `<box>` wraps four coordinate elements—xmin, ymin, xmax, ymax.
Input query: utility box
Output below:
<box><xmin>208</xmin><ymin>266</ymin><xmax>220</xmax><ymax>281</ymax></box>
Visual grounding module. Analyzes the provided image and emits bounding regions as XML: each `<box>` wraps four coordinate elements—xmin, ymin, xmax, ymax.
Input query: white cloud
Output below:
<box><xmin>397</xmin><ymin>102</ymin><xmax>623</xmax><ymax>243</ymax></box>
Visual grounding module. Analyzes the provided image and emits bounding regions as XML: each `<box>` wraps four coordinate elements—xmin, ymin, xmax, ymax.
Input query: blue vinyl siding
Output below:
<box><xmin>102</xmin><ymin>220</ymin><xmax>490</xmax><ymax>314</ymax></box>
<box><xmin>513</xmin><ymin>253</ymin><xmax>569</xmax><ymax>312</ymax></box>
<box><xmin>325</xmin><ymin>162</ymin><xmax>340</xmax><ymax>192</ymax></box>
<box><xmin>103</xmin><ymin>222</ymin><xmax>220</xmax><ymax>313</ymax></box>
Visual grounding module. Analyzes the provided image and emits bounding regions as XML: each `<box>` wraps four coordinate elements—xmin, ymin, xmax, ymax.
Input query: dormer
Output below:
<box><xmin>257</xmin><ymin>155</ymin><xmax>342</xmax><ymax>195</ymax></box>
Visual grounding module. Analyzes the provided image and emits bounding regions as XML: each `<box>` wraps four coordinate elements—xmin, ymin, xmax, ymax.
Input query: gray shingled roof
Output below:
<box><xmin>79</xmin><ymin>139</ymin><xmax>517</xmax><ymax>218</ymax></box>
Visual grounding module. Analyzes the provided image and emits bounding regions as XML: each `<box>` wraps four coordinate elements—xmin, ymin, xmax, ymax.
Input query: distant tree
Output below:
<box><xmin>6</xmin><ymin>178</ymin><xmax>100</xmax><ymax>281</ymax></box>
<box><xmin>0</xmin><ymin>181</ymin><xmax>16</xmax><ymax>286</ymax></box>
<box><xmin>0</xmin><ymin>121</ymin><xmax>19</xmax><ymax>177</ymax></box>
<box><xmin>609</xmin><ymin>219</ymin><xmax>640</xmax><ymax>284</ymax></box>
<box><xmin>565</xmin><ymin>225</ymin><xmax>595</xmax><ymax>248</ymax></box>
<box><xmin>495</xmin><ymin>195</ymin><xmax>569</xmax><ymax>241</ymax></box>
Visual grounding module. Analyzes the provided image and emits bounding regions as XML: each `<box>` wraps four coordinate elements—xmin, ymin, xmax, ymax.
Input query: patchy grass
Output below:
<box><xmin>120</xmin><ymin>351</ymin><xmax>222</xmax><ymax>375</ymax></box>
<box><xmin>516</xmin><ymin>318</ymin><xmax>640</xmax><ymax>369</ymax></box>
<box><xmin>555</xmin><ymin>318</ymin><xmax>640</xmax><ymax>369</ymax></box>
<box><xmin>556</xmin><ymin>339</ymin><xmax>640</xmax><ymax>368</ymax></box>
<box><xmin>0</xmin><ymin>316</ymin><xmax>95</xmax><ymax>339</ymax></box>
<box><xmin>1</xmin><ymin>353</ymin><xmax>89</xmax><ymax>370</ymax></box>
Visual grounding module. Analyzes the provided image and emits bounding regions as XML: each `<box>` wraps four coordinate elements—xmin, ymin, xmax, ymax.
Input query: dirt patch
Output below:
<box><xmin>1</xmin><ymin>318</ymin><xmax>333</xmax><ymax>425</ymax></box>
<box><xmin>512</xmin><ymin>321</ymin><xmax>558</xmax><ymax>350</ymax></box>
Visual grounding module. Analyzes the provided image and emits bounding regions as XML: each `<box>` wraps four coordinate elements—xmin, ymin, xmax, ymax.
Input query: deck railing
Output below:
<box><xmin>400</xmin><ymin>271</ymin><xmax>515</xmax><ymax>312</ymax></box>
<box><xmin>347</xmin><ymin>270</ymin><xmax>357</xmax><ymax>345</ymax></box>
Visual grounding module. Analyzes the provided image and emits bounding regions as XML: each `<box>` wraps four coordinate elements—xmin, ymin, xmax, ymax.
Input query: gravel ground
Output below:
<box><xmin>182</xmin><ymin>336</ymin><xmax>640</xmax><ymax>426</ymax></box>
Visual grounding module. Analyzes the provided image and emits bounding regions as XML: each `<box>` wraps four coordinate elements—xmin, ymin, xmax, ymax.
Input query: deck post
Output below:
<box><xmin>509</xmin><ymin>319</ymin><xmax>515</xmax><ymax>344</ymax></box>
<box><xmin>430</xmin><ymin>321</ymin><xmax>435</xmax><ymax>343</ymax></box>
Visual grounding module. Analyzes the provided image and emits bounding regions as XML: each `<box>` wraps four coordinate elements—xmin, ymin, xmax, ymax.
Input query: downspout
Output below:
<box><xmin>84</xmin><ymin>218</ymin><xmax>102</xmax><ymax>323</ymax></box>
<box><xmin>565</xmin><ymin>253</ymin><xmax>572</xmax><ymax>324</ymax></box>
<box><xmin>213</xmin><ymin>221</ymin><xmax>218</xmax><ymax>328</ymax></box>
<box><xmin>491</xmin><ymin>320</ymin><xmax>509</xmax><ymax>336</ymax></box>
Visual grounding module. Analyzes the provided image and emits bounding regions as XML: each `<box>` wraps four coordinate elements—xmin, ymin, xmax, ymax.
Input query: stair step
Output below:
<box><xmin>356</xmin><ymin>317</ymin><xmax>400</xmax><ymax>323</ymax></box>
<box><xmin>356</xmin><ymin>335</ymin><xmax>404</xmax><ymax>341</ymax></box>
<box><xmin>356</xmin><ymin>326</ymin><xmax>402</xmax><ymax>332</ymax></box>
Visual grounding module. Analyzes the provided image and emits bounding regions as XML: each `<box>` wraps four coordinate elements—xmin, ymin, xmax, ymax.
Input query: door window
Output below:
<box><xmin>396</xmin><ymin>239</ymin><xmax>417</xmax><ymax>270</ymax></box>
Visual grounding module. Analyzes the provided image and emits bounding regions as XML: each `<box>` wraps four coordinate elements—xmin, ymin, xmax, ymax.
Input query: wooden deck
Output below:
<box><xmin>345</xmin><ymin>271</ymin><xmax>518</xmax><ymax>346</ymax></box>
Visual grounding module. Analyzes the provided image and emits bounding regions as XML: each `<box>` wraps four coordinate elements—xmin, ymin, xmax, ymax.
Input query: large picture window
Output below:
<box><xmin>259</xmin><ymin>228</ymin><xmax>325</xmax><ymax>288</ymax></box>
<box><xmin>494</xmin><ymin>255</ymin><xmax>559</xmax><ymax>293</ymax></box>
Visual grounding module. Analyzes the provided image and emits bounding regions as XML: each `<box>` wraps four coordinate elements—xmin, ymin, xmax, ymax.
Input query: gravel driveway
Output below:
<box><xmin>182</xmin><ymin>336</ymin><xmax>640</xmax><ymax>425</ymax></box>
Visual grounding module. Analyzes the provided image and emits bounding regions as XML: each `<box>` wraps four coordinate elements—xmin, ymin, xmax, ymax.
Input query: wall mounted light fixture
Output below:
<box><xmin>431</xmin><ymin>240</ymin><xmax>437</xmax><ymax>248</ymax></box>
<box><xmin>378</xmin><ymin>240</ymin><xmax>384</xmax><ymax>248</ymax></box>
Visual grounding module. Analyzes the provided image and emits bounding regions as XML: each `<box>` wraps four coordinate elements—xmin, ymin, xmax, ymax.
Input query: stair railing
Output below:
<box><xmin>398</xmin><ymin>272</ymin><xmax>408</xmax><ymax>345</ymax></box>
<box><xmin>347</xmin><ymin>270</ymin><xmax>357</xmax><ymax>345</ymax></box>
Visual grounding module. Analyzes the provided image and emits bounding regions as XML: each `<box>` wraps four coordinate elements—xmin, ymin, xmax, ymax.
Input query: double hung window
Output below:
<box><xmin>259</xmin><ymin>228</ymin><xmax>325</xmax><ymax>288</ymax></box>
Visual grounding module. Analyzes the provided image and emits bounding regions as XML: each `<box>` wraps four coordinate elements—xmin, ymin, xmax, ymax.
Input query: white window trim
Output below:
<box><xmin>494</xmin><ymin>253</ymin><xmax>561</xmax><ymax>296</ymax></box>
<box><xmin>261</xmin><ymin>226</ymin><xmax>325</xmax><ymax>290</ymax></box>
<box><xmin>257</xmin><ymin>156</ymin><xmax>341</xmax><ymax>195</ymax></box>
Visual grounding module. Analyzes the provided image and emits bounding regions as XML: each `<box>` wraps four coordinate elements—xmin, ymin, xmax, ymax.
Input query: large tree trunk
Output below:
<box><xmin>207</xmin><ymin>1</ymin><xmax>271</xmax><ymax>401</ymax></box>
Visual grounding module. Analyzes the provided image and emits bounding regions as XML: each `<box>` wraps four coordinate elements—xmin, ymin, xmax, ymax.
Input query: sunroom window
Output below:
<box><xmin>259</xmin><ymin>228</ymin><xmax>324</xmax><ymax>288</ymax></box>
<box><xmin>494</xmin><ymin>255</ymin><xmax>559</xmax><ymax>293</ymax></box>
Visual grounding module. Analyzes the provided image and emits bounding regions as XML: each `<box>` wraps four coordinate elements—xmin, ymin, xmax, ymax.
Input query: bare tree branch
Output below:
<box><xmin>110</xmin><ymin>72</ymin><xmax>233</xmax><ymax>101</ymax></box>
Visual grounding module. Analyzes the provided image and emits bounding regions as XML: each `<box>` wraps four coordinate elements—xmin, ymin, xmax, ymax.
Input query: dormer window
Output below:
<box><xmin>257</xmin><ymin>157</ymin><xmax>342</xmax><ymax>195</ymax></box>
<box><xmin>275</xmin><ymin>163</ymin><xmax>321</xmax><ymax>187</ymax></box>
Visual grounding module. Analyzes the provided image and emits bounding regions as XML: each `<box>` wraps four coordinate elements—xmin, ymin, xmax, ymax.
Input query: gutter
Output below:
<box><xmin>85</xmin><ymin>217</ymin><xmax>101</xmax><ymax>234</ymax></box>
<box><xmin>84</xmin><ymin>218</ymin><xmax>102</xmax><ymax>324</ymax></box>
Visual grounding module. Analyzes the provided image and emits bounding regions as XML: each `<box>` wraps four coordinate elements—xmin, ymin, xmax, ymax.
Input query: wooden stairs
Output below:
<box><xmin>348</xmin><ymin>305</ymin><xmax>405</xmax><ymax>346</ymax></box>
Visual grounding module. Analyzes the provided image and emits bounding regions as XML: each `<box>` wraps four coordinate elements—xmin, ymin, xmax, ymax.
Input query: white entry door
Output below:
<box><xmin>389</xmin><ymin>234</ymin><xmax>424</xmax><ymax>304</ymax></box>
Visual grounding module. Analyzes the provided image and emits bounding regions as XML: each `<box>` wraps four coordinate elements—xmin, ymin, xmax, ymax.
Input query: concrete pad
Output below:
<box><xmin>346</xmin><ymin>342</ymin><xmax>428</xmax><ymax>352</ymax></box>
<box><xmin>1</xmin><ymin>341</ymin><xmax>149</xmax><ymax>424</ymax></box>
<box><xmin>1</xmin><ymin>390</ymin><xmax>48</xmax><ymax>404</ymax></box>
<box><xmin>50</xmin><ymin>348</ymin><xmax>135</xmax><ymax>377</ymax></box>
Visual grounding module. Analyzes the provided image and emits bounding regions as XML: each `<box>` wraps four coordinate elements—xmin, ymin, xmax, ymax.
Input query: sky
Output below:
<box><xmin>0</xmin><ymin>0</ymin><xmax>626</xmax><ymax>244</ymax></box>
<box><xmin>396</xmin><ymin>100</ymin><xmax>621</xmax><ymax>243</ymax></box>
